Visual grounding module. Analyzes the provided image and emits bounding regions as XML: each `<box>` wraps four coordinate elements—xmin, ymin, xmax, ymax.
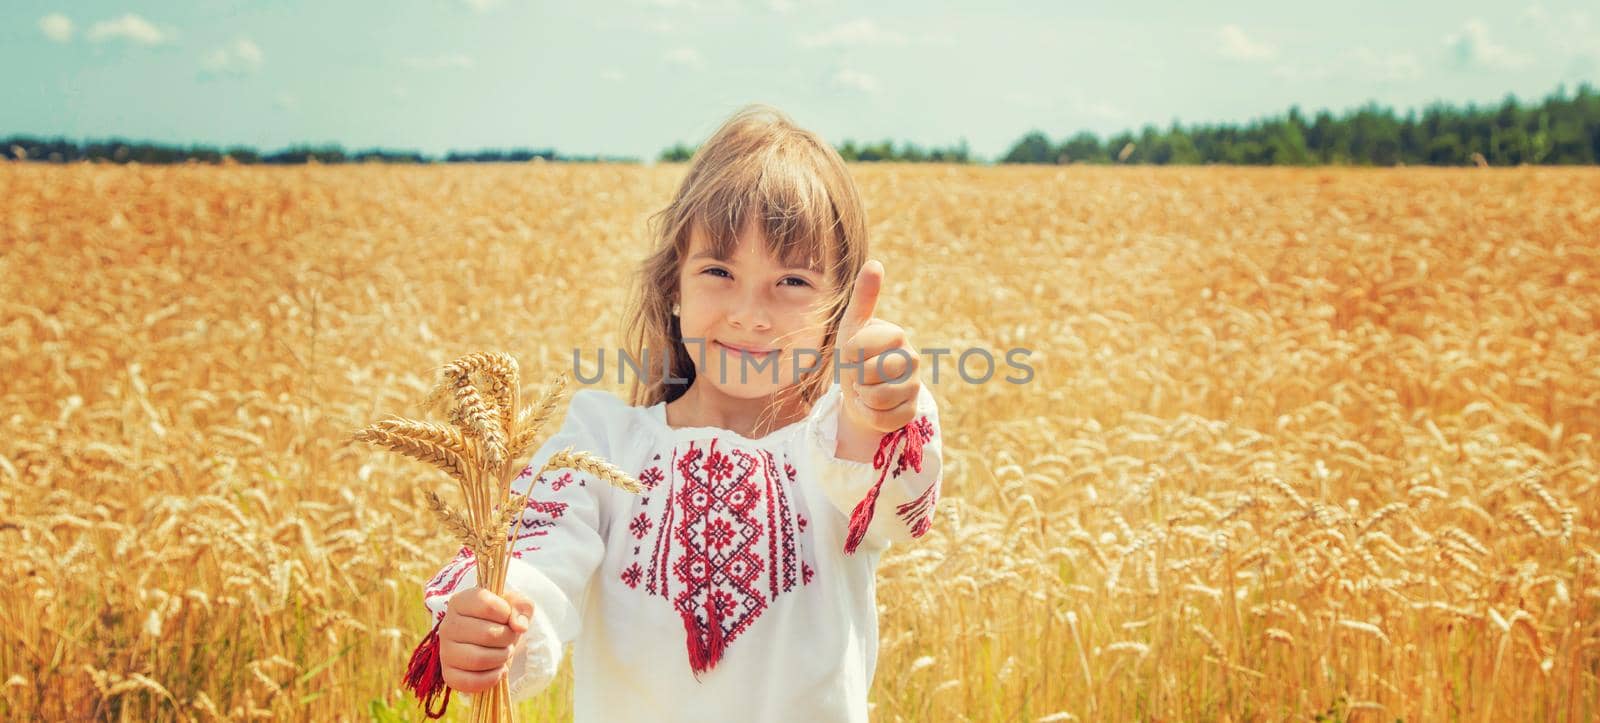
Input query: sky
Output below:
<box><xmin>4</xmin><ymin>0</ymin><xmax>1598</xmax><ymax>162</ymax></box>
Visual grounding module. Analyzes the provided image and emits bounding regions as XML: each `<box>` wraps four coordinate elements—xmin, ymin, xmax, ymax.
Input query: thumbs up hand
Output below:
<box><xmin>835</xmin><ymin>260</ymin><xmax>922</xmax><ymax>459</ymax></box>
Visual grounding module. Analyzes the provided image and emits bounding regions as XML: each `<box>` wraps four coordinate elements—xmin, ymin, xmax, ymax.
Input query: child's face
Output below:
<box><xmin>676</xmin><ymin>221</ymin><xmax>829</xmax><ymax>400</ymax></box>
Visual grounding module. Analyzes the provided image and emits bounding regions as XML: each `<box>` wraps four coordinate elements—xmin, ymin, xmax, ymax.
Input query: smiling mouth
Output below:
<box><xmin>715</xmin><ymin>341</ymin><xmax>776</xmax><ymax>356</ymax></box>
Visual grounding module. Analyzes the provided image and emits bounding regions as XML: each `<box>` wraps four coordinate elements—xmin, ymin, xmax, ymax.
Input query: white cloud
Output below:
<box><xmin>87</xmin><ymin>14</ymin><xmax>166</xmax><ymax>45</ymax></box>
<box><xmin>1445</xmin><ymin>19</ymin><xmax>1532</xmax><ymax>70</ymax></box>
<box><xmin>1271</xmin><ymin>47</ymin><xmax>1422</xmax><ymax>84</ymax></box>
<box><xmin>405</xmin><ymin>54</ymin><xmax>475</xmax><ymax>69</ymax></box>
<box><xmin>274</xmin><ymin>93</ymin><xmax>298</xmax><ymax>111</ymax></box>
<box><xmin>39</xmin><ymin>13</ymin><xmax>74</xmax><ymax>43</ymax></box>
<box><xmin>461</xmin><ymin>0</ymin><xmax>503</xmax><ymax>11</ymax></box>
<box><xmin>1001</xmin><ymin>92</ymin><xmax>1048</xmax><ymax>111</ymax></box>
<box><xmin>1519</xmin><ymin>4</ymin><xmax>1597</xmax><ymax>66</ymax></box>
<box><xmin>640</xmin><ymin>0</ymin><xmax>741</xmax><ymax>8</ymax></box>
<box><xmin>1217</xmin><ymin>24</ymin><xmax>1275</xmax><ymax>61</ymax></box>
<box><xmin>799</xmin><ymin>19</ymin><xmax>907</xmax><ymax>49</ymax></box>
<box><xmin>1075</xmin><ymin>100</ymin><xmax>1126</xmax><ymax>121</ymax></box>
<box><xmin>600</xmin><ymin>68</ymin><xmax>626</xmax><ymax>82</ymax></box>
<box><xmin>1002</xmin><ymin>92</ymin><xmax>1126</xmax><ymax>122</ymax></box>
<box><xmin>640</xmin><ymin>0</ymin><xmax>743</xmax><ymax>9</ymax></box>
<box><xmin>1352</xmin><ymin>48</ymin><xmax>1422</xmax><ymax>81</ymax></box>
<box><xmin>202</xmin><ymin>38</ymin><xmax>264</xmax><ymax>76</ymax></box>
<box><xmin>832</xmin><ymin>68</ymin><xmax>879</xmax><ymax>93</ymax></box>
<box><xmin>769</xmin><ymin>0</ymin><xmax>830</xmax><ymax>12</ymax></box>
<box><xmin>664</xmin><ymin>47</ymin><xmax>704</xmax><ymax>69</ymax></box>
<box><xmin>1521</xmin><ymin>2</ymin><xmax>1550</xmax><ymax>26</ymax></box>
<box><xmin>1270</xmin><ymin>63</ymin><xmax>1332</xmax><ymax>82</ymax></box>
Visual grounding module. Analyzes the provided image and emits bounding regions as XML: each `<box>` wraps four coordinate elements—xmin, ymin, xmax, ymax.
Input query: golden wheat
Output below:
<box><xmin>1</xmin><ymin>163</ymin><xmax>1596</xmax><ymax>721</ymax></box>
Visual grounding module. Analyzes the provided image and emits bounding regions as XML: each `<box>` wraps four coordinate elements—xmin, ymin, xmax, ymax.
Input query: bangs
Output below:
<box><xmin>628</xmin><ymin>103</ymin><xmax>870</xmax><ymax>407</ymax></box>
<box><xmin>684</xmin><ymin>143</ymin><xmax>839</xmax><ymax>275</ymax></box>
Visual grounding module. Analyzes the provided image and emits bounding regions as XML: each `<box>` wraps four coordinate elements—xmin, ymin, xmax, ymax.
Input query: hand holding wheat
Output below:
<box><xmin>438</xmin><ymin>587</ymin><xmax>535</xmax><ymax>693</ymax></box>
<box><xmin>352</xmin><ymin>352</ymin><xmax>641</xmax><ymax>721</ymax></box>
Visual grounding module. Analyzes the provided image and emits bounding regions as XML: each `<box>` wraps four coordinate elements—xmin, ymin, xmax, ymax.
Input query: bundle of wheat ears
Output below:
<box><xmin>352</xmin><ymin>352</ymin><xmax>642</xmax><ymax>722</ymax></box>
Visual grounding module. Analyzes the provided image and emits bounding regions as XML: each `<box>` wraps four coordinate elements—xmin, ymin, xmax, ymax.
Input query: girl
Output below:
<box><xmin>418</xmin><ymin>104</ymin><xmax>943</xmax><ymax>722</ymax></box>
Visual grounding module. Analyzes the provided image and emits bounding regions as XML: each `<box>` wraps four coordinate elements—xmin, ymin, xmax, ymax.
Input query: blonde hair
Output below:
<box><xmin>623</xmin><ymin>103</ymin><xmax>869</xmax><ymax>432</ymax></box>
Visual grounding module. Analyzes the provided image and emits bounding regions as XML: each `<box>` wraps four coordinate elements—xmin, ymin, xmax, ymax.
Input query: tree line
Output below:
<box><xmin>1002</xmin><ymin>83</ymin><xmax>1600</xmax><ymax>166</ymax></box>
<box><xmin>659</xmin><ymin>138</ymin><xmax>973</xmax><ymax>163</ymax></box>
<box><xmin>4</xmin><ymin>83</ymin><xmax>1596</xmax><ymax>166</ymax></box>
<box><xmin>0</xmin><ymin>141</ymin><xmax>630</xmax><ymax>165</ymax></box>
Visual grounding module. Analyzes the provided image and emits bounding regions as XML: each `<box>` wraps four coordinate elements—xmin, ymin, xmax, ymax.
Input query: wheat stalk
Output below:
<box><xmin>355</xmin><ymin>354</ymin><xmax>644</xmax><ymax>723</ymax></box>
<box><xmin>543</xmin><ymin>448</ymin><xmax>645</xmax><ymax>493</ymax></box>
<box><xmin>438</xmin><ymin>352</ymin><xmax>522</xmax><ymax>454</ymax></box>
<box><xmin>450</xmin><ymin>381</ymin><xmax>507</xmax><ymax>470</ymax></box>
<box><xmin>351</xmin><ymin>420</ymin><xmax>475</xmax><ymax>486</ymax></box>
<box><xmin>15</xmin><ymin>163</ymin><xmax>1600</xmax><ymax>722</ymax></box>
<box><xmin>425</xmin><ymin>490</ymin><xmax>482</xmax><ymax>550</ymax></box>
<box><xmin>508</xmin><ymin>373</ymin><xmax>568</xmax><ymax>462</ymax></box>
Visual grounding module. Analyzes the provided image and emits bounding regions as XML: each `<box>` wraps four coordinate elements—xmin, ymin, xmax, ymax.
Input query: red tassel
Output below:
<box><xmin>404</xmin><ymin>618</ymin><xmax>453</xmax><ymax>719</ymax></box>
<box><xmin>704</xmin><ymin>594</ymin><xmax>726</xmax><ymax>672</ymax></box>
<box><xmin>683</xmin><ymin>594</ymin><xmax>729</xmax><ymax>678</ymax></box>
<box><xmin>683</xmin><ymin>607</ymin><xmax>708</xmax><ymax>676</ymax></box>
<box><xmin>842</xmin><ymin>473</ymin><xmax>885</xmax><ymax>555</ymax></box>
<box><xmin>844</xmin><ymin>416</ymin><xmax>935</xmax><ymax>555</ymax></box>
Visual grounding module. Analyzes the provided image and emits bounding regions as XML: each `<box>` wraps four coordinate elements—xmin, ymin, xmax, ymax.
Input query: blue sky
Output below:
<box><xmin>5</xmin><ymin>0</ymin><xmax>1597</xmax><ymax>162</ymax></box>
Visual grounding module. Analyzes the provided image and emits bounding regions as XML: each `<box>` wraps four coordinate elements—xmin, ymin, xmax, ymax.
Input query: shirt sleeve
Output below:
<box><xmin>803</xmin><ymin>381</ymin><xmax>943</xmax><ymax>555</ymax></box>
<box><xmin>420</xmin><ymin>389</ymin><xmax>621</xmax><ymax>703</ymax></box>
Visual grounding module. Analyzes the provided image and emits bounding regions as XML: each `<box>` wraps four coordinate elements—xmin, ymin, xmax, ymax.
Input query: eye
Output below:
<box><xmin>780</xmin><ymin>276</ymin><xmax>811</xmax><ymax>288</ymax></box>
<box><xmin>702</xmin><ymin>267</ymin><xmax>731</xmax><ymax>279</ymax></box>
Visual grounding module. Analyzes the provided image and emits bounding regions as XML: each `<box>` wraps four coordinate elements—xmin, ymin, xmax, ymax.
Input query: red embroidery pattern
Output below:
<box><xmin>423</xmin><ymin>546</ymin><xmax>476</xmax><ymax>619</ymax></box>
<box><xmin>626</xmin><ymin>441</ymin><xmax>811</xmax><ymax>677</ymax></box>
<box><xmin>427</xmin><ymin>462</ymin><xmax>587</xmax><ymax>597</ymax></box>
<box><xmin>503</xmin><ymin>469</ymin><xmax>578</xmax><ymax>556</ymax></box>
<box><xmin>761</xmin><ymin>449</ymin><xmax>802</xmax><ymax>596</ymax></box>
<box><xmin>630</xmin><ymin>513</ymin><xmax>653</xmax><ymax>539</ymax></box>
<box><xmin>843</xmin><ymin>414</ymin><xmax>938</xmax><ymax>555</ymax></box>
<box><xmin>620</xmin><ymin>562</ymin><xmax>643</xmax><ymax>588</ymax></box>
<box><xmin>549</xmin><ymin>471</ymin><xmax>576</xmax><ymax>491</ymax></box>
<box><xmin>526</xmin><ymin>499</ymin><xmax>568</xmax><ymax>519</ymax></box>
<box><xmin>896</xmin><ymin>480</ymin><xmax>939</xmax><ymax>538</ymax></box>
<box><xmin>508</xmin><ymin>494</ymin><xmax>568</xmax><ymax>555</ymax></box>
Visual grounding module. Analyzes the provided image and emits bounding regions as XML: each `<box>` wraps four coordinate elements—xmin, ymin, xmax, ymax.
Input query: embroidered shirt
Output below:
<box><xmin>420</xmin><ymin>381</ymin><xmax>943</xmax><ymax>722</ymax></box>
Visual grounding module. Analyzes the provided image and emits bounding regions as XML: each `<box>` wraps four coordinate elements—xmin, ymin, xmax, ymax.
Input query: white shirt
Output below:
<box><xmin>421</xmin><ymin>381</ymin><xmax>943</xmax><ymax>722</ymax></box>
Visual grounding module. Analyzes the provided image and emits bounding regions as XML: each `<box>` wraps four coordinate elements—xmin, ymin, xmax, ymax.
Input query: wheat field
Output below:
<box><xmin>2</xmin><ymin>162</ymin><xmax>1597</xmax><ymax>721</ymax></box>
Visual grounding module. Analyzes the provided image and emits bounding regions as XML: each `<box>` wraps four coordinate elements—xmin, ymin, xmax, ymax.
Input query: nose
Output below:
<box><xmin>728</xmin><ymin>286</ymin><xmax>773</xmax><ymax>331</ymax></box>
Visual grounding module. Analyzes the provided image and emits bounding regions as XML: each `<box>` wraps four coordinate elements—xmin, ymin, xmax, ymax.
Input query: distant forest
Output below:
<box><xmin>1002</xmin><ymin>83</ymin><xmax>1600</xmax><ymax>166</ymax></box>
<box><xmin>0</xmin><ymin>142</ymin><xmax>627</xmax><ymax>165</ymax></box>
<box><xmin>4</xmin><ymin>83</ymin><xmax>1597</xmax><ymax>167</ymax></box>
